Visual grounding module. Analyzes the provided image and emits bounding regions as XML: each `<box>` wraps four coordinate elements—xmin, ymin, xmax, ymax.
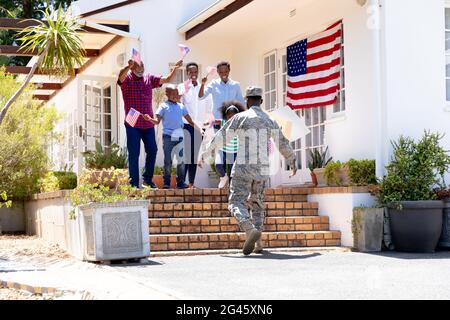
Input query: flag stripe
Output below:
<box><xmin>287</xmin><ymin>85</ymin><xmax>340</xmax><ymax>100</ymax></box>
<box><xmin>287</xmin><ymin>78</ymin><xmax>340</xmax><ymax>94</ymax></box>
<box><xmin>307</xmin><ymin>43</ymin><xmax>341</xmax><ymax>62</ymax></box>
<box><xmin>307</xmin><ymin>57</ymin><xmax>341</xmax><ymax>74</ymax></box>
<box><xmin>288</xmin><ymin>92</ymin><xmax>338</xmax><ymax>106</ymax></box>
<box><xmin>307</xmin><ymin>51</ymin><xmax>341</xmax><ymax>68</ymax></box>
<box><xmin>307</xmin><ymin>29</ymin><xmax>342</xmax><ymax>50</ymax></box>
<box><xmin>288</xmin><ymin>97</ymin><xmax>338</xmax><ymax>110</ymax></box>
<box><xmin>288</xmin><ymin>71</ymin><xmax>340</xmax><ymax>89</ymax></box>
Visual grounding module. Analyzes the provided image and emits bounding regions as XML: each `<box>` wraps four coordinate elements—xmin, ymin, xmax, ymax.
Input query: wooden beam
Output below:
<box><xmin>32</xmin><ymin>83</ymin><xmax>63</xmax><ymax>90</ymax></box>
<box><xmin>0</xmin><ymin>18</ymin><xmax>127</xmax><ymax>34</ymax></box>
<box><xmin>81</xmin><ymin>0</ymin><xmax>142</xmax><ymax>18</ymax></box>
<box><xmin>5</xmin><ymin>66</ymin><xmax>79</xmax><ymax>75</ymax></box>
<box><xmin>33</xmin><ymin>94</ymin><xmax>50</xmax><ymax>101</ymax></box>
<box><xmin>0</xmin><ymin>45</ymin><xmax>100</xmax><ymax>57</ymax></box>
<box><xmin>185</xmin><ymin>0</ymin><xmax>254</xmax><ymax>40</ymax></box>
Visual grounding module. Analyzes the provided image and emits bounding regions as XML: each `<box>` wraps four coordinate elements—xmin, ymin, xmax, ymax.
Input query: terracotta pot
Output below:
<box><xmin>152</xmin><ymin>175</ymin><xmax>177</xmax><ymax>189</ymax></box>
<box><xmin>310</xmin><ymin>171</ymin><xmax>318</xmax><ymax>186</ymax></box>
<box><xmin>313</xmin><ymin>168</ymin><xmax>327</xmax><ymax>187</ymax></box>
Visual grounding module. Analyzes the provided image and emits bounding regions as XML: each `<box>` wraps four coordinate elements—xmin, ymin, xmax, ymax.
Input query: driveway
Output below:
<box><xmin>112</xmin><ymin>250</ymin><xmax>450</xmax><ymax>300</ymax></box>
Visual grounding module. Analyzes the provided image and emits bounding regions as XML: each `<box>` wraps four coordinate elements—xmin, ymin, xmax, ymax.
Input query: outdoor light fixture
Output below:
<box><xmin>356</xmin><ymin>0</ymin><xmax>368</xmax><ymax>6</ymax></box>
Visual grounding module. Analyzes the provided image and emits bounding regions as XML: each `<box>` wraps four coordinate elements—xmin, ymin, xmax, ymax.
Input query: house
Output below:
<box><xmin>4</xmin><ymin>0</ymin><xmax>450</xmax><ymax>249</ymax></box>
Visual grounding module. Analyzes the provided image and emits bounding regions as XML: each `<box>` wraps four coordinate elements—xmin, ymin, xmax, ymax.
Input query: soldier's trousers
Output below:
<box><xmin>228</xmin><ymin>176</ymin><xmax>267</xmax><ymax>232</ymax></box>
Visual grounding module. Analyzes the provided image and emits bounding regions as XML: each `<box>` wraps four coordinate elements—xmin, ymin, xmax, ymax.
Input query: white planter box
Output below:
<box><xmin>76</xmin><ymin>200</ymin><xmax>150</xmax><ymax>262</ymax></box>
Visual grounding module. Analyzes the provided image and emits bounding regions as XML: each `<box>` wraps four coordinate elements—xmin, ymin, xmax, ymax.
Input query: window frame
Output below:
<box><xmin>262</xmin><ymin>50</ymin><xmax>278</xmax><ymax>112</ymax></box>
<box><xmin>445</xmin><ymin>2</ymin><xmax>450</xmax><ymax>106</ymax></box>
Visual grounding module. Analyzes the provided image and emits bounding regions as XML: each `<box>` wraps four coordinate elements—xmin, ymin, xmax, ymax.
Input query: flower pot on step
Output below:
<box><xmin>313</xmin><ymin>168</ymin><xmax>326</xmax><ymax>187</ymax></box>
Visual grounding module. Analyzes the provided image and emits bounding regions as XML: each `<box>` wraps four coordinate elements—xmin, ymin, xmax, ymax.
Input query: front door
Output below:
<box><xmin>76</xmin><ymin>75</ymin><xmax>118</xmax><ymax>172</ymax></box>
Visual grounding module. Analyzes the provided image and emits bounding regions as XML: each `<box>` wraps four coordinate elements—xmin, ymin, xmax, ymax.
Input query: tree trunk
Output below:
<box><xmin>0</xmin><ymin>42</ymin><xmax>50</xmax><ymax>125</ymax></box>
<box><xmin>22</xmin><ymin>0</ymin><xmax>33</xmax><ymax>18</ymax></box>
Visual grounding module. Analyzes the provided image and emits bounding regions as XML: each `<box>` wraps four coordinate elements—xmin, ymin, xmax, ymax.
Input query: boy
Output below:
<box><xmin>144</xmin><ymin>84</ymin><xmax>202</xmax><ymax>189</ymax></box>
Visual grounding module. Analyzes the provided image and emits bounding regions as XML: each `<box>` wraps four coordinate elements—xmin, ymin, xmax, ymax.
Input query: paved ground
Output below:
<box><xmin>113</xmin><ymin>250</ymin><xmax>450</xmax><ymax>300</ymax></box>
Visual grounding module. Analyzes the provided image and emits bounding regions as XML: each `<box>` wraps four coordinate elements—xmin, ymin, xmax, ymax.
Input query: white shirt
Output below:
<box><xmin>179</xmin><ymin>82</ymin><xmax>213</xmax><ymax>126</ymax></box>
<box><xmin>200</xmin><ymin>78</ymin><xmax>246</xmax><ymax>120</ymax></box>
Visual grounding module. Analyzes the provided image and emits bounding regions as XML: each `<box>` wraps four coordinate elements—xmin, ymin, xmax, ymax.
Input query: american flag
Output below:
<box><xmin>287</xmin><ymin>21</ymin><xmax>342</xmax><ymax>110</ymax></box>
<box><xmin>126</xmin><ymin>108</ymin><xmax>141</xmax><ymax>127</ymax></box>
<box><xmin>178</xmin><ymin>44</ymin><xmax>191</xmax><ymax>58</ymax></box>
<box><xmin>131</xmin><ymin>48</ymin><xmax>142</xmax><ymax>65</ymax></box>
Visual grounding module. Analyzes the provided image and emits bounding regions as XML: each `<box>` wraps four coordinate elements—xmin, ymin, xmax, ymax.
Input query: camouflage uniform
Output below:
<box><xmin>201</xmin><ymin>101</ymin><xmax>296</xmax><ymax>233</ymax></box>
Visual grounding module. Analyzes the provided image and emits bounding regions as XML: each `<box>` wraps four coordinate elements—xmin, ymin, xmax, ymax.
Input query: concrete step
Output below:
<box><xmin>149</xmin><ymin>231</ymin><xmax>341</xmax><ymax>251</ymax></box>
<box><xmin>149</xmin><ymin>216</ymin><xmax>330</xmax><ymax>234</ymax></box>
<box><xmin>148</xmin><ymin>202</ymin><xmax>319</xmax><ymax>219</ymax></box>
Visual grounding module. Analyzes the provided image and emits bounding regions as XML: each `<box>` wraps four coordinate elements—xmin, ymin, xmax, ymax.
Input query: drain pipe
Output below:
<box><xmin>372</xmin><ymin>0</ymin><xmax>388</xmax><ymax>179</ymax></box>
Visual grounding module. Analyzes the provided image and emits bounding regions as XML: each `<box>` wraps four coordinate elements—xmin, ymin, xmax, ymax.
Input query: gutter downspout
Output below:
<box><xmin>372</xmin><ymin>0</ymin><xmax>388</xmax><ymax>179</ymax></box>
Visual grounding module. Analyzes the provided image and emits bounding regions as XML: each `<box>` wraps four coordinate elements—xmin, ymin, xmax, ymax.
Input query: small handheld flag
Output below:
<box><xmin>126</xmin><ymin>108</ymin><xmax>141</xmax><ymax>127</ymax></box>
<box><xmin>178</xmin><ymin>44</ymin><xmax>191</xmax><ymax>58</ymax></box>
<box><xmin>206</xmin><ymin>66</ymin><xmax>217</xmax><ymax>77</ymax></box>
<box><xmin>131</xmin><ymin>48</ymin><xmax>142</xmax><ymax>65</ymax></box>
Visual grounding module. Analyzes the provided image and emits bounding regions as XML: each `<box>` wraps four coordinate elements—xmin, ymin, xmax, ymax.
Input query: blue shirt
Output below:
<box><xmin>155</xmin><ymin>101</ymin><xmax>188</xmax><ymax>136</ymax></box>
<box><xmin>201</xmin><ymin>78</ymin><xmax>246</xmax><ymax>120</ymax></box>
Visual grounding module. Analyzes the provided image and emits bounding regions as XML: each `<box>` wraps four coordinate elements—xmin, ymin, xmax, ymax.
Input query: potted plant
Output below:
<box><xmin>434</xmin><ymin>188</ymin><xmax>450</xmax><ymax>248</ymax></box>
<box><xmin>352</xmin><ymin>206</ymin><xmax>384</xmax><ymax>252</ymax></box>
<box><xmin>378</xmin><ymin>131</ymin><xmax>450</xmax><ymax>253</ymax></box>
<box><xmin>152</xmin><ymin>166</ymin><xmax>177</xmax><ymax>189</ymax></box>
<box><xmin>308</xmin><ymin>147</ymin><xmax>332</xmax><ymax>186</ymax></box>
<box><xmin>324</xmin><ymin>161</ymin><xmax>351</xmax><ymax>186</ymax></box>
<box><xmin>69</xmin><ymin>176</ymin><xmax>150</xmax><ymax>262</ymax></box>
<box><xmin>81</xmin><ymin>141</ymin><xmax>128</xmax><ymax>188</ymax></box>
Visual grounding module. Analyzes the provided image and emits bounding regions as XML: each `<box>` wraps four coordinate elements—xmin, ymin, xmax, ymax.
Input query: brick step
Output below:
<box><xmin>145</xmin><ymin>193</ymin><xmax>307</xmax><ymax>204</ymax></box>
<box><xmin>150</xmin><ymin>231</ymin><xmax>341</xmax><ymax>251</ymax></box>
<box><xmin>149</xmin><ymin>216</ymin><xmax>330</xmax><ymax>234</ymax></box>
<box><xmin>143</xmin><ymin>187</ymin><xmax>309</xmax><ymax>197</ymax></box>
<box><xmin>148</xmin><ymin>202</ymin><xmax>318</xmax><ymax>219</ymax></box>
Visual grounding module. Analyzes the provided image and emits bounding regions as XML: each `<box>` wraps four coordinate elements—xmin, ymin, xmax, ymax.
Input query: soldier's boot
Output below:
<box><xmin>254</xmin><ymin>239</ymin><xmax>264</xmax><ymax>254</ymax></box>
<box><xmin>243</xmin><ymin>228</ymin><xmax>262</xmax><ymax>256</ymax></box>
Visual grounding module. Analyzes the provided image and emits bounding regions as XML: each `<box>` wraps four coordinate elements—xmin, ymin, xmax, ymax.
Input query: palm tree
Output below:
<box><xmin>0</xmin><ymin>5</ymin><xmax>85</xmax><ymax>124</ymax></box>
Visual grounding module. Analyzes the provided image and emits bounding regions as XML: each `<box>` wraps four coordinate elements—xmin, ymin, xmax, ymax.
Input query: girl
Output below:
<box><xmin>215</xmin><ymin>100</ymin><xmax>246</xmax><ymax>188</ymax></box>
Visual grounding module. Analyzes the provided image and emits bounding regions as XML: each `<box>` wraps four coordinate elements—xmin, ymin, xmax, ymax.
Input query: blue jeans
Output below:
<box><xmin>183</xmin><ymin>124</ymin><xmax>202</xmax><ymax>184</ymax></box>
<box><xmin>163</xmin><ymin>134</ymin><xmax>186</xmax><ymax>187</ymax></box>
<box><xmin>216</xmin><ymin>151</ymin><xmax>237</xmax><ymax>178</ymax></box>
<box><xmin>126</xmin><ymin>125</ymin><xmax>157</xmax><ymax>188</ymax></box>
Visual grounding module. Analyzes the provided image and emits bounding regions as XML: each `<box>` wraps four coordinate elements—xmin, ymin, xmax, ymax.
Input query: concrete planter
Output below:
<box><xmin>0</xmin><ymin>202</ymin><xmax>25</xmax><ymax>233</ymax></box>
<box><xmin>76</xmin><ymin>200</ymin><xmax>150</xmax><ymax>262</ymax></box>
<box><xmin>313</xmin><ymin>168</ymin><xmax>327</xmax><ymax>187</ymax></box>
<box><xmin>352</xmin><ymin>208</ymin><xmax>384</xmax><ymax>252</ymax></box>
<box><xmin>439</xmin><ymin>200</ymin><xmax>450</xmax><ymax>247</ymax></box>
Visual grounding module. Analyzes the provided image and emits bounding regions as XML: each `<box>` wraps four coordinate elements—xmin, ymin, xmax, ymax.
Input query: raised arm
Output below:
<box><xmin>160</xmin><ymin>60</ymin><xmax>183</xmax><ymax>85</ymax></box>
<box><xmin>118</xmin><ymin>60</ymin><xmax>133</xmax><ymax>84</ymax></box>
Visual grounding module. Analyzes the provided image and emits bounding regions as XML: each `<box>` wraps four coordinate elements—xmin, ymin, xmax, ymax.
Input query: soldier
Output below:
<box><xmin>199</xmin><ymin>86</ymin><xmax>297</xmax><ymax>255</ymax></box>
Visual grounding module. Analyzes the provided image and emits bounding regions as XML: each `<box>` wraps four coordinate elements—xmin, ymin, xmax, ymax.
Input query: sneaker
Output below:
<box><xmin>177</xmin><ymin>184</ymin><xmax>189</xmax><ymax>189</ymax></box>
<box><xmin>163</xmin><ymin>185</ymin><xmax>170</xmax><ymax>189</ymax></box>
<box><xmin>218</xmin><ymin>176</ymin><xmax>229</xmax><ymax>189</ymax></box>
<box><xmin>254</xmin><ymin>239</ymin><xmax>264</xmax><ymax>254</ymax></box>
<box><xmin>143</xmin><ymin>181</ymin><xmax>158</xmax><ymax>189</ymax></box>
<box><xmin>243</xmin><ymin>228</ymin><xmax>262</xmax><ymax>256</ymax></box>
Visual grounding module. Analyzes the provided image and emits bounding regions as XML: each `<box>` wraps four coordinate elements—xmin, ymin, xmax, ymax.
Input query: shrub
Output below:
<box><xmin>39</xmin><ymin>171</ymin><xmax>77</xmax><ymax>193</ymax></box>
<box><xmin>82</xmin><ymin>141</ymin><xmax>127</xmax><ymax>170</ymax></box>
<box><xmin>0</xmin><ymin>68</ymin><xmax>60</xmax><ymax>200</ymax></box>
<box><xmin>324</xmin><ymin>161</ymin><xmax>345</xmax><ymax>186</ymax></box>
<box><xmin>347</xmin><ymin>159</ymin><xmax>377</xmax><ymax>186</ymax></box>
<box><xmin>378</xmin><ymin>131</ymin><xmax>450</xmax><ymax>205</ymax></box>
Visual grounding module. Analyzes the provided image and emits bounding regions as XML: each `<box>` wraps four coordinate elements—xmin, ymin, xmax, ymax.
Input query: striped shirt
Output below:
<box><xmin>220</xmin><ymin>119</ymin><xmax>238</xmax><ymax>153</ymax></box>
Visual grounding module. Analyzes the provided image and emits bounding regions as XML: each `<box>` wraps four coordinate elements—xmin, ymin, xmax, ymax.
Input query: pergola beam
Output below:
<box><xmin>0</xmin><ymin>18</ymin><xmax>128</xmax><ymax>34</ymax></box>
<box><xmin>33</xmin><ymin>94</ymin><xmax>50</xmax><ymax>101</ymax></box>
<box><xmin>32</xmin><ymin>83</ymin><xmax>63</xmax><ymax>90</ymax></box>
<box><xmin>5</xmin><ymin>66</ymin><xmax>79</xmax><ymax>75</ymax></box>
<box><xmin>0</xmin><ymin>45</ymin><xmax>100</xmax><ymax>57</ymax></box>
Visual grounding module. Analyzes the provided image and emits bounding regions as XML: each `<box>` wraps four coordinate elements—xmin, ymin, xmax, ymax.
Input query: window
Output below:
<box><xmin>263</xmin><ymin>52</ymin><xmax>277</xmax><ymax>112</ymax></box>
<box><xmin>445</xmin><ymin>6</ymin><xmax>450</xmax><ymax>102</ymax></box>
<box><xmin>334</xmin><ymin>25</ymin><xmax>346</xmax><ymax>113</ymax></box>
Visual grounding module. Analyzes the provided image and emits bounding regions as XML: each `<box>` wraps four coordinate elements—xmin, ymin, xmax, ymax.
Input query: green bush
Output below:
<box><xmin>378</xmin><ymin>131</ymin><xmax>450</xmax><ymax>205</ymax></box>
<box><xmin>0</xmin><ymin>68</ymin><xmax>60</xmax><ymax>200</ymax></box>
<box><xmin>82</xmin><ymin>141</ymin><xmax>127</xmax><ymax>170</ymax></box>
<box><xmin>347</xmin><ymin>159</ymin><xmax>377</xmax><ymax>186</ymax></box>
<box><xmin>39</xmin><ymin>171</ymin><xmax>77</xmax><ymax>193</ymax></box>
<box><xmin>324</xmin><ymin>161</ymin><xmax>344</xmax><ymax>186</ymax></box>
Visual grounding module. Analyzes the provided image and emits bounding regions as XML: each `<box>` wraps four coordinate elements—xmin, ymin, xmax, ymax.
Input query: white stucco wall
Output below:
<box><xmin>382</xmin><ymin>0</ymin><xmax>450</xmax><ymax>180</ymax></box>
<box><xmin>308</xmin><ymin>192</ymin><xmax>377</xmax><ymax>247</ymax></box>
